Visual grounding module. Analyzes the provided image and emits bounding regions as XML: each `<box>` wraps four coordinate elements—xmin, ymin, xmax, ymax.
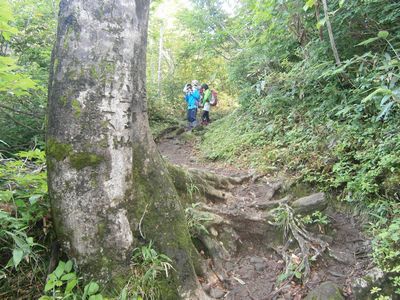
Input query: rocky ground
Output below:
<box><xmin>157</xmin><ymin>130</ymin><xmax>380</xmax><ymax>300</ymax></box>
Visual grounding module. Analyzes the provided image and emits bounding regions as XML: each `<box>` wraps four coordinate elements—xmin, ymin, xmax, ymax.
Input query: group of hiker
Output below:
<box><xmin>183</xmin><ymin>80</ymin><xmax>217</xmax><ymax>129</ymax></box>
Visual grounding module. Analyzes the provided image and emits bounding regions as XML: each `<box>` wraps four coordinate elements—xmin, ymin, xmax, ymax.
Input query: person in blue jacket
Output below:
<box><xmin>183</xmin><ymin>83</ymin><xmax>200</xmax><ymax>129</ymax></box>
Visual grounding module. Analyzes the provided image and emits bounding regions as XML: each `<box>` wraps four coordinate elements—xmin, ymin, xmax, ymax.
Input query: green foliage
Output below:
<box><xmin>301</xmin><ymin>211</ymin><xmax>329</xmax><ymax>226</ymax></box>
<box><xmin>0</xmin><ymin>0</ymin><xmax>398</xmax><ymax>296</ymax></box>
<box><xmin>11</xmin><ymin>0</ymin><xmax>57</xmax><ymax>73</ymax></box>
<box><xmin>40</xmin><ymin>260</ymin><xmax>106</xmax><ymax>300</ymax></box>
<box><xmin>0</xmin><ymin>0</ymin><xmax>57</xmax><ymax>152</ymax></box>
<box><xmin>200</xmin><ymin>110</ymin><xmax>266</xmax><ymax>167</ymax></box>
<box><xmin>0</xmin><ymin>149</ymin><xmax>175</xmax><ymax>298</ymax></box>
<box><xmin>39</xmin><ymin>246</ymin><xmax>175</xmax><ymax>300</ymax></box>
<box><xmin>0</xmin><ymin>56</ymin><xmax>36</xmax><ymax>94</ymax></box>
<box><xmin>125</xmin><ymin>241</ymin><xmax>175</xmax><ymax>300</ymax></box>
<box><xmin>301</xmin><ymin>210</ymin><xmax>329</xmax><ymax>233</ymax></box>
<box><xmin>148</xmin><ymin>100</ymin><xmax>181</xmax><ymax>139</ymax></box>
<box><xmin>0</xmin><ymin>149</ymin><xmax>48</xmax><ymax>298</ymax></box>
<box><xmin>370</xmin><ymin>286</ymin><xmax>394</xmax><ymax>300</ymax></box>
<box><xmin>369</xmin><ymin>201</ymin><xmax>400</xmax><ymax>295</ymax></box>
<box><xmin>185</xmin><ymin>176</ymin><xmax>199</xmax><ymax>200</ymax></box>
<box><xmin>184</xmin><ymin>203</ymin><xmax>213</xmax><ymax>237</ymax></box>
<box><xmin>195</xmin><ymin>0</ymin><xmax>400</xmax><ymax>293</ymax></box>
<box><xmin>269</xmin><ymin>205</ymin><xmax>292</xmax><ymax>230</ymax></box>
<box><xmin>0</xmin><ymin>0</ymin><xmax>36</xmax><ymax>96</ymax></box>
<box><xmin>0</xmin><ymin>0</ymin><xmax>18</xmax><ymax>41</ymax></box>
<box><xmin>276</xmin><ymin>259</ymin><xmax>303</xmax><ymax>284</ymax></box>
<box><xmin>40</xmin><ymin>260</ymin><xmax>78</xmax><ymax>299</ymax></box>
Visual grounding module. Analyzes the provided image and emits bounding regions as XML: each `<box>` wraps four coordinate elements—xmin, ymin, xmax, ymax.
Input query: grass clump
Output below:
<box><xmin>123</xmin><ymin>242</ymin><xmax>175</xmax><ymax>300</ymax></box>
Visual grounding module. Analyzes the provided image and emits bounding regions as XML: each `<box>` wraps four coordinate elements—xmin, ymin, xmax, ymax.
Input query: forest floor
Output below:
<box><xmin>157</xmin><ymin>128</ymin><xmax>374</xmax><ymax>300</ymax></box>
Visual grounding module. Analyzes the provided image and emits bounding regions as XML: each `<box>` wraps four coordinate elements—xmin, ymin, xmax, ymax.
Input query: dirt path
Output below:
<box><xmin>158</xmin><ymin>135</ymin><xmax>247</xmax><ymax>177</ymax></box>
<box><xmin>158</xmin><ymin>133</ymin><xmax>372</xmax><ymax>299</ymax></box>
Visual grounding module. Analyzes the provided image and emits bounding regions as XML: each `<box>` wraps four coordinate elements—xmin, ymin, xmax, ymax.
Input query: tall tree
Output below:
<box><xmin>47</xmin><ymin>0</ymin><xmax>205</xmax><ymax>298</ymax></box>
<box><xmin>321</xmin><ymin>0</ymin><xmax>341</xmax><ymax>66</ymax></box>
<box><xmin>157</xmin><ymin>25</ymin><xmax>164</xmax><ymax>97</ymax></box>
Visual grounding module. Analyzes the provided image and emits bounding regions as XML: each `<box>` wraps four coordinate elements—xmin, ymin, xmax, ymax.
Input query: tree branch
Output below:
<box><xmin>211</xmin><ymin>46</ymin><xmax>232</xmax><ymax>61</ymax></box>
<box><xmin>0</xmin><ymin>108</ymin><xmax>42</xmax><ymax>132</ymax></box>
<box><xmin>218</xmin><ymin>21</ymin><xmax>241</xmax><ymax>49</ymax></box>
<box><xmin>0</xmin><ymin>103</ymin><xmax>44</xmax><ymax>119</ymax></box>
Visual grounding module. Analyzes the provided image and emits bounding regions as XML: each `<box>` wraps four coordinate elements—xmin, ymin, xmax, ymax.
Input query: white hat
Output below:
<box><xmin>192</xmin><ymin>80</ymin><xmax>199</xmax><ymax>86</ymax></box>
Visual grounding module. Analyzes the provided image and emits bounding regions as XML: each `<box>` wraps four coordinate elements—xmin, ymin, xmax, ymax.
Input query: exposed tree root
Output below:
<box><xmin>166</xmin><ymin>163</ymin><xmax>255</xmax><ymax>204</ymax></box>
<box><xmin>157</xmin><ymin>135</ymin><xmax>375</xmax><ymax>299</ymax></box>
<box><xmin>269</xmin><ymin>204</ymin><xmax>329</xmax><ymax>295</ymax></box>
<box><xmin>167</xmin><ymin>161</ymin><xmax>332</xmax><ymax>299</ymax></box>
<box><xmin>185</xmin><ymin>207</ymin><xmax>233</xmax><ymax>282</ymax></box>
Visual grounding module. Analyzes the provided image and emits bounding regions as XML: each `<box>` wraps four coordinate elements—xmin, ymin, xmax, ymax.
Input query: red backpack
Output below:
<box><xmin>210</xmin><ymin>90</ymin><xmax>218</xmax><ymax>106</ymax></box>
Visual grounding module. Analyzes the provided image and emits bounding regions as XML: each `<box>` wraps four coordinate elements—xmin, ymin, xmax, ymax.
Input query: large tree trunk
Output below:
<box><xmin>46</xmin><ymin>1</ymin><xmax>205</xmax><ymax>298</ymax></box>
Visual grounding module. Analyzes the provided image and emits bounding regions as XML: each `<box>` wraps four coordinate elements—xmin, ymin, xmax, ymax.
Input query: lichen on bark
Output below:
<box><xmin>46</xmin><ymin>0</ymin><xmax>207</xmax><ymax>298</ymax></box>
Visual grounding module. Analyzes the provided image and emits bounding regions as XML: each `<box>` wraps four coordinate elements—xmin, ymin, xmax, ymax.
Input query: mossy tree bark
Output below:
<box><xmin>47</xmin><ymin>1</ymin><xmax>205</xmax><ymax>298</ymax></box>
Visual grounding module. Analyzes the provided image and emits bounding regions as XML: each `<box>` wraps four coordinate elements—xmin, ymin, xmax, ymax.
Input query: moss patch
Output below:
<box><xmin>59</xmin><ymin>96</ymin><xmax>68</xmax><ymax>106</ymax></box>
<box><xmin>127</xmin><ymin>142</ymin><xmax>200</xmax><ymax>296</ymax></box>
<box><xmin>71</xmin><ymin>99</ymin><xmax>81</xmax><ymax>117</ymax></box>
<box><xmin>70</xmin><ymin>152</ymin><xmax>103</xmax><ymax>170</ymax></box>
<box><xmin>46</xmin><ymin>138</ymin><xmax>72</xmax><ymax>161</ymax></box>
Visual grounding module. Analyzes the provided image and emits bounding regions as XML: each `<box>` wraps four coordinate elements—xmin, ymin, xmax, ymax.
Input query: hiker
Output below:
<box><xmin>191</xmin><ymin>79</ymin><xmax>201</xmax><ymax>113</ymax></box>
<box><xmin>183</xmin><ymin>80</ymin><xmax>201</xmax><ymax>101</ymax></box>
<box><xmin>201</xmin><ymin>83</ymin><xmax>211</xmax><ymax>125</ymax></box>
<box><xmin>183</xmin><ymin>83</ymin><xmax>200</xmax><ymax>129</ymax></box>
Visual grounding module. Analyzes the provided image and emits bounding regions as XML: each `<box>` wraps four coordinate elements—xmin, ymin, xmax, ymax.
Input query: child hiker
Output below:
<box><xmin>201</xmin><ymin>83</ymin><xmax>211</xmax><ymax>125</ymax></box>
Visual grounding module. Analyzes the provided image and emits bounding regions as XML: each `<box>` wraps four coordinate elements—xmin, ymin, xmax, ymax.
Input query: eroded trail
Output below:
<box><xmin>158</xmin><ymin>132</ymin><xmax>372</xmax><ymax>300</ymax></box>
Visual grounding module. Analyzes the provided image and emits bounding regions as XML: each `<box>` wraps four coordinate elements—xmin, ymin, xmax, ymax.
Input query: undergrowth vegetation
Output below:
<box><xmin>38</xmin><ymin>242</ymin><xmax>174</xmax><ymax>300</ymax></box>
<box><xmin>195</xmin><ymin>0</ymin><xmax>400</xmax><ymax>294</ymax></box>
<box><xmin>0</xmin><ymin>149</ymin><xmax>49</xmax><ymax>298</ymax></box>
<box><xmin>0</xmin><ymin>149</ymin><xmax>175</xmax><ymax>298</ymax></box>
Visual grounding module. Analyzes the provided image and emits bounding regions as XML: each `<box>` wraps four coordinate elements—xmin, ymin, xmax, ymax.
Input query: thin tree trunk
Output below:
<box><xmin>157</xmin><ymin>26</ymin><xmax>163</xmax><ymax>97</ymax></box>
<box><xmin>51</xmin><ymin>0</ymin><xmax>58</xmax><ymax>20</ymax></box>
<box><xmin>315</xmin><ymin>0</ymin><xmax>324</xmax><ymax>41</ymax></box>
<box><xmin>149</xmin><ymin>39</ymin><xmax>156</xmax><ymax>86</ymax></box>
<box><xmin>163</xmin><ymin>50</ymin><xmax>175</xmax><ymax>75</ymax></box>
<box><xmin>47</xmin><ymin>1</ymin><xmax>205</xmax><ymax>297</ymax></box>
<box><xmin>321</xmin><ymin>0</ymin><xmax>341</xmax><ymax>66</ymax></box>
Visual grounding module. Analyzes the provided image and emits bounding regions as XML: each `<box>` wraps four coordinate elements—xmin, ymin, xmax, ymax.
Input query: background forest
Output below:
<box><xmin>0</xmin><ymin>0</ymin><xmax>399</xmax><ymax>298</ymax></box>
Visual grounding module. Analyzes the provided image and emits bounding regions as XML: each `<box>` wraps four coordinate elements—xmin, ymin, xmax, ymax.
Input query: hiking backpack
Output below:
<box><xmin>210</xmin><ymin>90</ymin><xmax>218</xmax><ymax>106</ymax></box>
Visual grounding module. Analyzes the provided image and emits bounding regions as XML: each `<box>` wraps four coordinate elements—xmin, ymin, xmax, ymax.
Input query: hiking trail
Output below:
<box><xmin>157</xmin><ymin>129</ymin><xmax>375</xmax><ymax>300</ymax></box>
